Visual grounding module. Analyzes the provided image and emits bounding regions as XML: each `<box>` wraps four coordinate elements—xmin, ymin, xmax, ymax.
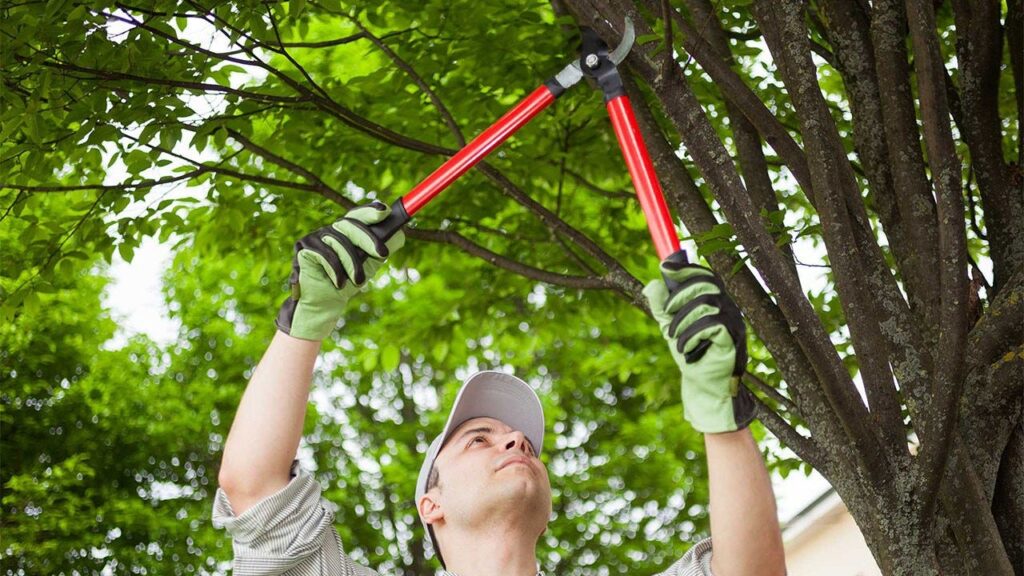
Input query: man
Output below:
<box><xmin>213</xmin><ymin>203</ymin><xmax>787</xmax><ymax>575</ymax></box>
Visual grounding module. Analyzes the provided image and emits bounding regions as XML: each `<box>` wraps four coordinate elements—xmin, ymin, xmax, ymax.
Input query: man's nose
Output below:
<box><xmin>503</xmin><ymin>430</ymin><xmax>531</xmax><ymax>454</ymax></box>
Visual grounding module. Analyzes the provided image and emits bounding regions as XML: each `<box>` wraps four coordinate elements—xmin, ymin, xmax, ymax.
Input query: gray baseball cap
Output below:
<box><xmin>414</xmin><ymin>370</ymin><xmax>545</xmax><ymax>567</ymax></box>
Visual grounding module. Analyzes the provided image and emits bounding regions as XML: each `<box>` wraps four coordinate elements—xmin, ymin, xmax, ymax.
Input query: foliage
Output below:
<box><xmin>2</xmin><ymin>0</ymin><xmax>1022</xmax><ymax>574</ymax></box>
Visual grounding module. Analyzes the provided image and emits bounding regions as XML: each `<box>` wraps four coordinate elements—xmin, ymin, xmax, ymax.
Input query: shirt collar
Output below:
<box><xmin>442</xmin><ymin>565</ymin><xmax>544</xmax><ymax>569</ymax></box>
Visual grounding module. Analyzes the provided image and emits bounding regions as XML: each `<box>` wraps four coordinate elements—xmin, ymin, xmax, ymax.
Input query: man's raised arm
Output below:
<box><xmin>645</xmin><ymin>258</ymin><xmax>786</xmax><ymax>576</ymax></box>
<box><xmin>704</xmin><ymin>429</ymin><xmax>785</xmax><ymax>575</ymax></box>
<box><xmin>217</xmin><ymin>202</ymin><xmax>405</xmax><ymax>516</ymax></box>
<box><xmin>217</xmin><ymin>332</ymin><xmax>321</xmax><ymax>515</ymax></box>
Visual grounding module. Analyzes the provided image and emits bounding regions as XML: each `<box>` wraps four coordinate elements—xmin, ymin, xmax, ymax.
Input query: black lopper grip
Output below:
<box><xmin>349</xmin><ymin>199</ymin><xmax>410</xmax><ymax>282</ymax></box>
<box><xmin>660</xmin><ymin>249</ymin><xmax>689</xmax><ymax>293</ymax></box>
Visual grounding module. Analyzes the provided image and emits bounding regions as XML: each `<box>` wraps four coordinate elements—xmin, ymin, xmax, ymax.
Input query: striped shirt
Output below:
<box><xmin>212</xmin><ymin>466</ymin><xmax>715</xmax><ymax>576</ymax></box>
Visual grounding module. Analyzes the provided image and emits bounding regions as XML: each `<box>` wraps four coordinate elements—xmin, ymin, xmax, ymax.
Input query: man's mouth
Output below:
<box><xmin>497</xmin><ymin>456</ymin><xmax>532</xmax><ymax>471</ymax></box>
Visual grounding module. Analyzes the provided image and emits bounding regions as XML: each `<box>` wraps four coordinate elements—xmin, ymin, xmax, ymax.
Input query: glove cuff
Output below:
<box><xmin>275</xmin><ymin>296</ymin><xmax>332</xmax><ymax>341</ymax></box>
<box><xmin>731</xmin><ymin>384</ymin><xmax>757</xmax><ymax>431</ymax></box>
<box><xmin>685</xmin><ymin>381</ymin><xmax>757</xmax><ymax>434</ymax></box>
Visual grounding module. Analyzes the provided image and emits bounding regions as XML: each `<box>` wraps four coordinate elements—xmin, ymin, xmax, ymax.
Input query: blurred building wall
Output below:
<box><xmin>783</xmin><ymin>489</ymin><xmax>883</xmax><ymax>576</ymax></box>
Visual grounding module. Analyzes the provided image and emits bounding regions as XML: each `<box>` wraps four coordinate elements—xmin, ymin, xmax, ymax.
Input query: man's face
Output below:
<box><xmin>422</xmin><ymin>416</ymin><xmax>552</xmax><ymax>537</ymax></box>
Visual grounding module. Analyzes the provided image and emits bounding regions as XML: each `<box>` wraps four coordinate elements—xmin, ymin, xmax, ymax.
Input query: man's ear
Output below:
<box><xmin>418</xmin><ymin>492</ymin><xmax>444</xmax><ymax>526</ymax></box>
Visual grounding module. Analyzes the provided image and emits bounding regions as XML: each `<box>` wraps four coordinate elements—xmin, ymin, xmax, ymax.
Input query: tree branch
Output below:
<box><xmin>869</xmin><ymin>0</ymin><xmax>942</xmax><ymax>340</ymax></box>
<box><xmin>187</xmin><ymin>1</ymin><xmax>454</xmax><ymax>157</ymax></box>
<box><xmin>223</xmin><ymin>128</ymin><xmax>347</xmax><ymax>206</ymax></box>
<box><xmin>965</xmin><ymin>268</ymin><xmax>1024</xmax><ymax>371</ymax></box>
<box><xmin>654</xmin><ymin>4</ymin><xmax>817</xmax><ymax>198</ymax></box>
<box><xmin>752</xmin><ymin>0</ymin><xmax>906</xmax><ymax>477</ymax></box>
<box><xmin>0</xmin><ymin>168</ymin><xmax>208</xmax><ymax>193</ymax></box>
<box><xmin>743</xmin><ymin>371</ymin><xmax>796</xmax><ymax>414</ymax></box>
<box><xmin>474</xmin><ymin>163</ymin><xmax>646</xmax><ymax>305</ymax></box>
<box><xmin>27</xmin><ymin>55</ymin><xmax>310</xmax><ymax>105</ymax></box>
<box><xmin>950</xmin><ymin>0</ymin><xmax>1023</xmax><ymax>294</ymax></box>
<box><xmin>1</xmin><ymin>190</ymin><xmax>110</xmax><ymax>305</ymax></box>
<box><xmin>679</xmin><ymin>0</ymin><xmax>798</xmax><ymax>279</ymax></box>
<box><xmin>405</xmin><ymin>228</ymin><xmax>613</xmax><ymax>290</ymax></box>
<box><xmin>637</xmin><ymin>0</ymin><xmax>882</xmax><ymax>461</ymax></box>
<box><xmin>556</xmin><ymin>166</ymin><xmax>634</xmax><ymax>201</ymax></box>
<box><xmin>906</xmin><ymin>0</ymin><xmax>970</xmax><ymax>524</ymax></box>
<box><xmin>746</xmin><ymin>382</ymin><xmax>829</xmax><ymax>476</ymax></box>
<box><xmin>342</xmin><ymin>11</ymin><xmax>467</xmax><ymax>147</ymax></box>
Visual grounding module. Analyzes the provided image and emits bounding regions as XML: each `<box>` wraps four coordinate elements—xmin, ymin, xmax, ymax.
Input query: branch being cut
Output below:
<box><xmin>474</xmin><ymin>163</ymin><xmax>645</xmax><ymax>305</ymax></box>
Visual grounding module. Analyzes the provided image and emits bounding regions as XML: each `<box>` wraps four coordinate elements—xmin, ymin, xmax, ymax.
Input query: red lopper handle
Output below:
<box><xmin>605</xmin><ymin>94</ymin><xmax>680</xmax><ymax>260</ymax></box>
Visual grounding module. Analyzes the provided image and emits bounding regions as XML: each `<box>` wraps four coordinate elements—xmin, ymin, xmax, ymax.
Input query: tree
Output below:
<box><xmin>0</xmin><ymin>194</ymin><xmax>234</xmax><ymax>575</ymax></box>
<box><xmin>1</xmin><ymin>0</ymin><xmax>1021</xmax><ymax>574</ymax></box>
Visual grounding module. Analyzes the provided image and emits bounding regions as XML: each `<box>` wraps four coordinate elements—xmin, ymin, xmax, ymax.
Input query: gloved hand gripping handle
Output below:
<box><xmin>660</xmin><ymin>249</ymin><xmax>713</xmax><ymax>363</ymax></box>
<box><xmin>347</xmin><ymin>199</ymin><xmax>410</xmax><ymax>275</ymax></box>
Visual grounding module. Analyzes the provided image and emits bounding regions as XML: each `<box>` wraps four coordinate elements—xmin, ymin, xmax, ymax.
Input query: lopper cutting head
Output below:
<box><xmin>549</xmin><ymin>17</ymin><xmax>636</xmax><ymax>94</ymax></box>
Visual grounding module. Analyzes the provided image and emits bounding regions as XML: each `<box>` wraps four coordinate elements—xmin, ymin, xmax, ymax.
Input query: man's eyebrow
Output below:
<box><xmin>455</xmin><ymin>426</ymin><xmax>493</xmax><ymax>444</ymax></box>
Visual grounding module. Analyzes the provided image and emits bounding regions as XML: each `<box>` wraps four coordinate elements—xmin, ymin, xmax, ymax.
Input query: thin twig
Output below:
<box><xmin>744</xmin><ymin>371</ymin><xmax>797</xmax><ymax>413</ymax></box>
<box><xmin>3</xmin><ymin>189</ymin><xmax>110</xmax><ymax>303</ymax></box>
<box><xmin>406</xmin><ymin>228</ymin><xmax>612</xmax><ymax>290</ymax></box>
<box><xmin>964</xmin><ymin>164</ymin><xmax>986</xmax><ymax>240</ymax></box>
<box><xmin>340</xmin><ymin>9</ymin><xmax>466</xmax><ymax>147</ymax></box>
<box><xmin>1</xmin><ymin>168</ymin><xmax>209</xmax><ymax>193</ymax></box>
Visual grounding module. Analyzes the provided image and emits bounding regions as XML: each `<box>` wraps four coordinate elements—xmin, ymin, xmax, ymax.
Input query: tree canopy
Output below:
<box><xmin>2</xmin><ymin>1</ymin><xmax>1021</xmax><ymax>575</ymax></box>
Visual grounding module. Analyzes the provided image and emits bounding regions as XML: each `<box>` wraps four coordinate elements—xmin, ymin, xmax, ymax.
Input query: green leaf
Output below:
<box><xmin>381</xmin><ymin>344</ymin><xmax>400</xmax><ymax>372</ymax></box>
<box><xmin>117</xmin><ymin>242</ymin><xmax>134</xmax><ymax>262</ymax></box>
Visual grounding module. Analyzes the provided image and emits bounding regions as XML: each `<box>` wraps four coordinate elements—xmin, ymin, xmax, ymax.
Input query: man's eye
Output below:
<box><xmin>471</xmin><ymin>436</ymin><xmax>486</xmax><ymax>444</ymax></box>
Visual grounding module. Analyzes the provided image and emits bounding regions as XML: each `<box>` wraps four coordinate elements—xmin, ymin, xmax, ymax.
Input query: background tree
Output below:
<box><xmin>1</xmin><ymin>1</ymin><xmax>1021</xmax><ymax>575</ymax></box>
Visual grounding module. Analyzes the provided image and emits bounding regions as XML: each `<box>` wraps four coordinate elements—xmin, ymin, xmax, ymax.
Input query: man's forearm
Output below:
<box><xmin>705</xmin><ymin>428</ymin><xmax>786</xmax><ymax>576</ymax></box>
<box><xmin>218</xmin><ymin>330</ymin><xmax>321</xmax><ymax>515</ymax></box>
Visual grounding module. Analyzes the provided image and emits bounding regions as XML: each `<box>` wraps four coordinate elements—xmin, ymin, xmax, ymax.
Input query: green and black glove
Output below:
<box><xmin>643</xmin><ymin>254</ymin><xmax>755</xmax><ymax>433</ymax></box>
<box><xmin>276</xmin><ymin>202</ymin><xmax>405</xmax><ymax>341</ymax></box>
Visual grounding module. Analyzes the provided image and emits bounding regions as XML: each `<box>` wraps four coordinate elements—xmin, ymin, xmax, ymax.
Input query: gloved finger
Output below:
<box><xmin>359</xmin><ymin>230</ymin><xmax>405</xmax><ymax>286</ymax></box>
<box><xmin>660</xmin><ymin>263</ymin><xmax>721</xmax><ymax>311</ymax></box>
<box><xmin>344</xmin><ymin>201</ymin><xmax>391</xmax><ymax>225</ymax></box>
<box><xmin>333</xmin><ymin>218</ymin><xmax>389</xmax><ymax>260</ymax></box>
<box><xmin>664</xmin><ymin>275</ymin><xmax>721</xmax><ymax>315</ymax></box>
<box><xmin>668</xmin><ymin>299</ymin><xmax>720</xmax><ymax>341</ymax></box>
<box><xmin>659</xmin><ymin>261</ymin><xmax>715</xmax><ymax>284</ymax></box>
<box><xmin>298</xmin><ymin>245</ymin><xmax>344</xmax><ymax>289</ymax></box>
<box><xmin>320</xmin><ymin>232</ymin><xmax>364</xmax><ymax>285</ymax></box>
<box><xmin>678</xmin><ymin>321</ymin><xmax>732</xmax><ymax>360</ymax></box>
<box><xmin>643</xmin><ymin>278</ymin><xmax>675</xmax><ymax>328</ymax></box>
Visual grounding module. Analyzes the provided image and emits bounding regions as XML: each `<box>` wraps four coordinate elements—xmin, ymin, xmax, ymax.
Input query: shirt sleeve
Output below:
<box><xmin>653</xmin><ymin>538</ymin><xmax>715</xmax><ymax>576</ymax></box>
<box><xmin>212</xmin><ymin>462</ymin><xmax>379</xmax><ymax>576</ymax></box>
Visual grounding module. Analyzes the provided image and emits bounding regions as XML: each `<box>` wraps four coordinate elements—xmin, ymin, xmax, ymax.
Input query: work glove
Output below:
<box><xmin>275</xmin><ymin>201</ymin><xmax>405</xmax><ymax>341</ymax></box>
<box><xmin>643</xmin><ymin>254</ymin><xmax>755</xmax><ymax>433</ymax></box>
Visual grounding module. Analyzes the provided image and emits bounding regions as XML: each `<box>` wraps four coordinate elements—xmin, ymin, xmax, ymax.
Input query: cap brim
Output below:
<box><xmin>438</xmin><ymin>371</ymin><xmax>545</xmax><ymax>456</ymax></box>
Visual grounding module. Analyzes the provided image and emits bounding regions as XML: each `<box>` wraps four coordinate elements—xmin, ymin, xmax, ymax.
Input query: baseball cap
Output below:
<box><xmin>414</xmin><ymin>370</ymin><xmax>545</xmax><ymax>568</ymax></box>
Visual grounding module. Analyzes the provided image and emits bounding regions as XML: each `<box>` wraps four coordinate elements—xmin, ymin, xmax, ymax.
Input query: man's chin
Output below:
<box><xmin>492</xmin><ymin>476</ymin><xmax>551</xmax><ymax>510</ymax></box>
